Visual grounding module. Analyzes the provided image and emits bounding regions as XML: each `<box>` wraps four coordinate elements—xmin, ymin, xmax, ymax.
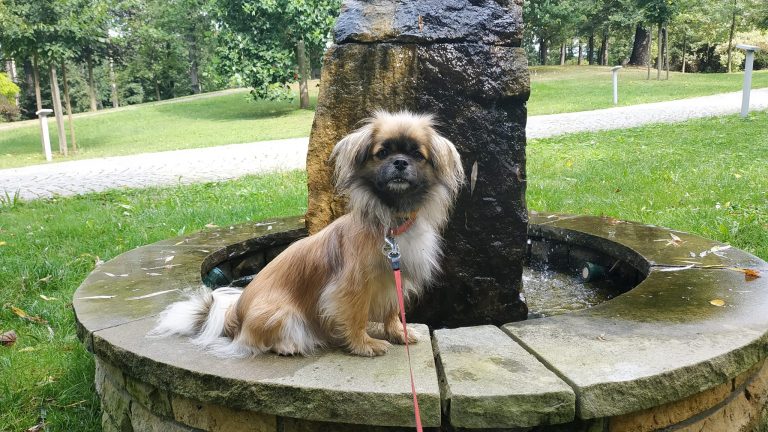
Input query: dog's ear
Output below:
<box><xmin>429</xmin><ymin>134</ymin><xmax>465</xmax><ymax>198</ymax></box>
<box><xmin>329</xmin><ymin>124</ymin><xmax>374</xmax><ymax>191</ymax></box>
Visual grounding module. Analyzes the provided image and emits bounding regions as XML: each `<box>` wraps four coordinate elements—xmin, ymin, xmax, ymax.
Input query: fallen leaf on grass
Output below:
<box><xmin>8</xmin><ymin>305</ymin><xmax>48</xmax><ymax>324</ymax></box>
<box><xmin>39</xmin><ymin>295</ymin><xmax>58</xmax><ymax>301</ymax></box>
<box><xmin>1</xmin><ymin>330</ymin><xmax>17</xmax><ymax>346</ymax></box>
<box><xmin>709</xmin><ymin>299</ymin><xmax>726</xmax><ymax>307</ymax></box>
<box><xmin>205</xmin><ymin>223</ymin><xmax>219</xmax><ymax>229</ymax></box>
<box><xmin>25</xmin><ymin>423</ymin><xmax>45</xmax><ymax>432</ymax></box>
<box><xmin>19</xmin><ymin>346</ymin><xmax>37</xmax><ymax>352</ymax></box>
<box><xmin>0</xmin><ymin>241</ymin><xmax>6</xmax><ymax>246</ymax></box>
<box><xmin>37</xmin><ymin>275</ymin><xmax>52</xmax><ymax>283</ymax></box>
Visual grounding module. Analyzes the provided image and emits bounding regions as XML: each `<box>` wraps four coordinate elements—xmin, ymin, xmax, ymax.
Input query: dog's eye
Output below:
<box><xmin>412</xmin><ymin>151</ymin><xmax>425</xmax><ymax>161</ymax></box>
<box><xmin>376</xmin><ymin>149</ymin><xmax>389</xmax><ymax>159</ymax></box>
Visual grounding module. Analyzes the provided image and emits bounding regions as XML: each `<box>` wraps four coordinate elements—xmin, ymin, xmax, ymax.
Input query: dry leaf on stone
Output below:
<box><xmin>728</xmin><ymin>267</ymin><xmax>761</xmax><ymax>281</ymax></box>
<box><xmin>1</xmin><ymin>330</ymin><xmax>17</xmax><ymax>346</ymax></box>
<box><xmin>655</xmin><ymin>232</ymin><xmax>683</xmax><ymax>247</ymax></box>
<box><xmin>709</xmin><ymin>299</ymin><xmax>726</xmax><ymax>307</ymax></box>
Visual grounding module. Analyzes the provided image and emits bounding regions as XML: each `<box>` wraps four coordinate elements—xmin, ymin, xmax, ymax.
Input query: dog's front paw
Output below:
<box><xmin>349</xmin><ymin>336</ymin><xmax>390</xmax><ymax>357</ymax></box>
<box><xmin>385</xmin><ymin>325</ymin><xmax>419</xmax><ymax>345</ymax></box>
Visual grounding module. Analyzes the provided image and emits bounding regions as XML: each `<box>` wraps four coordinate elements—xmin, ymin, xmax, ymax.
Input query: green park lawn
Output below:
<box><xmin>528</xmin><ymin>66</ymin><xmax>768</xmax><ymax>115</ymax></box>
<box><xmin>1</xmin><ymin>112</ymin><xmax>766</xmax><ymax>430</ymax></box>
<box><xmin>0</xmin><ymin>87</ymin><xmax>318</xmax><ymax>169</ymax></box>
<box><xmin>1</xmin><ymin>67</ymin><xmax>767</xmax><ymax>169</ymax></box>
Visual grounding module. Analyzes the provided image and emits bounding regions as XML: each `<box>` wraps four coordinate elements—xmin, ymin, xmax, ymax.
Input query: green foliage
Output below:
<box><xmin>214</xmin><ymin>0</ymin><xmax>340</xmax><ymax>100</ymax></box>
<box><xmin>0</xmin><ymin>72</ymin><xmax>21</xmax><ymax>121</ymax></box>
<box><xmin>0</xmin><ymin>72</ymin><xmax>20</xmax><ymax>102</ymax></box>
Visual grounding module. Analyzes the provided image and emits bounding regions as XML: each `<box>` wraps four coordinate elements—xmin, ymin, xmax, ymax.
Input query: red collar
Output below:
<box><xmin>389</xmin><ymin>213</ymin><xmax>417</xmax><ymax>236</ymax></box>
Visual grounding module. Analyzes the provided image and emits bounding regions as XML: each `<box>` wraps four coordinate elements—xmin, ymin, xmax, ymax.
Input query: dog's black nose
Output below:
<box><xmin>393</xmin><ymin>158</ymin><xmax>409</xmax><ymax>171</ymax></box>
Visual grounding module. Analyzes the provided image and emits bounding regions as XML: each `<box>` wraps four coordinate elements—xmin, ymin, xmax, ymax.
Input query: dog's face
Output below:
<box><xmin>359</xmin><ymin>132</ymin><xmax>437</xmax><ymax>212</ymax></box>
<box><xmin>331</xmin><ymin>110</ymin><xmax>464</xmax><ymax>223</ymax></box>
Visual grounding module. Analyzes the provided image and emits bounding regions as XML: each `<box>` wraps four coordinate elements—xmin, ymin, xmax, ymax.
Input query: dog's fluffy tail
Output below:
<box><xmin>149</xmin><ymin>287</ymin><xmax>256</xmax><ymax>357</ymax></box>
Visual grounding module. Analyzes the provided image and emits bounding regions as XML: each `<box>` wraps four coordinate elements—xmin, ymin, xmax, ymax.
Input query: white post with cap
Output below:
<box><xmin>611</xmin><ymin>66</ymin><xmax>622</xmax><ymax>105</ymax></box>
<box><xmin>735</xmin><ymin>44</ymin><xmax>760</xmax><ymax>117</ymax></box>
<box><xmin>36</xmin><ymin>109</ymin><xmax>54</xmax><ymax>162</ymax></box>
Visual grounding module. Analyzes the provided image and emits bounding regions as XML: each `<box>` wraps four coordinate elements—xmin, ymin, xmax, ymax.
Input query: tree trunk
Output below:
<box><xmin>600</xmin><ymin>31</ymin><xmax>609</xmax><ymax>65</ymax></box>
<box><xmin>49</xmin><ymin>63</ymin><xmax>68</xmax><ymax>156</ymax></box>
<box><xmin>539</xmin><ymin>38</ymin><xmax>549</xmax><ymax>65</ymax></box>
<box><xmin>587</xmin><ymin>33</ymin><xmax>595</xmax><ymax>65</ymax></box>
<box><xmin>647</xmin><ymin>29</ymin><xmax>652</xmax><ymax>79</ymax></box>
<box><xmin>109</xmin><ymin>56</ymin><xmax>119</xmax><ymax>108</ymax></box>
<box><xmin>155</xmin><ymin>79</ymin><xmax>162</xmax><ymax>102</ymax></box>
<box><xmin>61</xmin><ymin>62</ymin><xmax>77</xmax><ymax>152</ymax></box>
<box><xmin>629</xmin><ymin>24</ymin><xmax>650</xmax><ymax>66</ymax></box>
<box><xmin>87</xmin><ymin>54</ymin><xmax>98</xmax><ymax>112</ymax></box>
<box><xmin>726</xmin><ymin>4</ymin><xmax>737</xmax><ymax>73</ymax></box>
<box><xmin>663</xmin><ymin>25</ymin><xmax>669</xmax><ymax>80</ymax></box>
<box><xmin>296</xmin><ymin>39</ymin><xmax>310</xmax><ymax>109</ymax></box>
<box><xmin>656</xmin><ymin>23</ymin><xmax>662</xmax><ymax>80</ymax></box>
<box><xmin>682</xmin><ymin>33</ymin><xmax>687</xmax><ymax>73</ymax></box>
<box><xmin>577</xmin><ymin>39</ymin><xmax>583</xmax><ymax>65</ymax></box>
<box><xmin>188</xmin><ymin>35</ymin><xmax>201</xmax><ymax>94</ymax></box>
<box><xmin>32</xmin><ymin>54</ymin><xmax>43</xmax><ymax>112</ymax></box>
<box><xmin>560</xmin><ymin>43</ymin><xmax>566</xmax><ymax>65</ymax></box>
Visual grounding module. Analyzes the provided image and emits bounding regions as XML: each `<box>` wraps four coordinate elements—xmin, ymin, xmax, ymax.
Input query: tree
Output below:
<box><xmin>214</xmin><ymin>0</ymin><xmax>340</xmax><ymax>103</ymax></box>
<box><xmin>525</xmin><ymin>0</ymin><xmax>585</xmax><ymax>65</ymax></box>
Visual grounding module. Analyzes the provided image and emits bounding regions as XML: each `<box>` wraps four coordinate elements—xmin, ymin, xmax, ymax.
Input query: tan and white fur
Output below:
<box><xmin>150</xmin><ymin>110</ymin><xmax>464</xmax><ymax>357</ymax></box>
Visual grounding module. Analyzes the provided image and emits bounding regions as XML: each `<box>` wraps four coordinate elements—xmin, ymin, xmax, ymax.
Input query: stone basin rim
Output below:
<box><xmin>73</xmin><ymin>212</ymin><xmax>768</xmax><ymax>428</ymax></box>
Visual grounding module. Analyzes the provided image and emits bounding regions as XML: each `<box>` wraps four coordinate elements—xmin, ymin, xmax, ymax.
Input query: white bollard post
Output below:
<box><xmin>36</xmin><ymin>109</ymin><xmax>54</xmax><ymax>162</ymax></box>
<box><xmin>611</xmin><ymin>66</ymin><xmax>622</xmax><ymax>105</ymax></box>
<box><xmin>735</xmin><ymin>44</ymin><xmax>760</xmax><ymax>118</ymax></box>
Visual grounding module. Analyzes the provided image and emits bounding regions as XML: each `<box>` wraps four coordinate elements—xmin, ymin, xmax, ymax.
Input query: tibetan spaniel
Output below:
<box><xmin>150</xmin><ymin>110</ymin><xmax>464</xmax><ymax>357</ymax></box>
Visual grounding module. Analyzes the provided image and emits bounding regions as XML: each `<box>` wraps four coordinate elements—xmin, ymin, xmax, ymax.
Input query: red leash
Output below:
<box><xmin>385</xmin><ymin>234</ymin><xmax>423</xmax><ymax>432</ymax></box>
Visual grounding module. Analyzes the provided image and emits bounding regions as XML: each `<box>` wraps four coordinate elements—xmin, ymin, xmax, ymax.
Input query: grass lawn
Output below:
<box><xmin>527</xmin><ymin>112</ymin><xmax>768</xmax><ymax>259</ymax></box>
<box><xmin>528</xmin><ymin>65</ymin><xmax>768</xmax><ymax>115</ymax></box>
<box><xmin>0</xmin><ymin>170</ymin><xmax>308</xmax><ymax>431</ymax></box>
<box><xmin>3</xmin><ymin>67</ymin><xmax>768</xmax><ymax>170</ymax></box>
<box><xmin>1</xmin><ymin>112</ymin><xmax>766</xmax><ymax>430</ymax></box>
<box><xmin>0</xmin><ymin>86</ymin><xmax>318</xmax><ymax>169</ymax></box>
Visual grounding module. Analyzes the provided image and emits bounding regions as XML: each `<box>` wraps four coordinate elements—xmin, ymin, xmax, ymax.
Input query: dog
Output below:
<box><xmin>150</xmin><ymin>110</ymin><xmax>464</xmax><ymax>357</ymax></box>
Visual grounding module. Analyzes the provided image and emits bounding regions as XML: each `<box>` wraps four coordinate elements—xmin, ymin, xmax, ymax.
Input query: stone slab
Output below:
<box><xmin>529</xmin><ymin>212</ymin><xmax>767</xmax><ymax>272</ymax></box>
<box><xmin>504</xmin><ymin>266</ymin><xmax>768</xmax><ymax>419</ymax></box>
<box><xmin>74</xmin><ymin>217</ymin><xmax>307</xmax><ymax>346</ymax></box>
<box><xmin>92</xmin><ymin>317</ymin><xmax>441</xmax><ymax>427</ymax></box>
<box><xmin>334</xmin><ymin>0</ymin><xmax>523</xmax><ymax>46</ymax></box>
<box><xmin>433</xmin><ymin>325</ymin><xmax>575</xmax><ymax>428</ymax></box>
<box><xmin>74</xmin><ymin>245</ymin><xmax>212</xmax><ymax>345</ymax></box>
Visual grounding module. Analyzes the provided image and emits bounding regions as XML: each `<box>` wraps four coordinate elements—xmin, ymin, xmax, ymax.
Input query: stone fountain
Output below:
<box><xmin>74</xmin><ymin>1</ymin><xmax>768</xmax><ymax>431</ymax></box>
<box><xmin>306</xmin><ymin>0</ymin><xmax>530</xmax><ymax>327</ymax></box>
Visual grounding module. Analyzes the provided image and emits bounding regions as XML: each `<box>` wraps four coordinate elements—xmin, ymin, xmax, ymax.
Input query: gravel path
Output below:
<box><xmin>1</xmin><ymin>89</ymin><xmax>766</xmax><ymax>201</ymax></box>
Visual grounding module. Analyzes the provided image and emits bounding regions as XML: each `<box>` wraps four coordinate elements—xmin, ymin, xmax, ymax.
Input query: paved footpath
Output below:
<box><xmin>1</xmin><ymin>89</ymin><xmax>766</xmax><ymax>201</ymax></box>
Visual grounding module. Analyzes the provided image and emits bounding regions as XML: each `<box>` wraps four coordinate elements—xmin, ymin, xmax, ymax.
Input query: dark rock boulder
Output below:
<box><xmin>306</xmin><ymin>0</ymin><xmax>530</xmax><ymax>326</ymax></box>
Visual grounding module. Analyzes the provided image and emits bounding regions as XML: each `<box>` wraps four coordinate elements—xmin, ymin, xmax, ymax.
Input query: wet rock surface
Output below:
<box><xmin>306</xmin><ymin>0</ymin><xmax>530</xmax><ymax>327</ymax></box>
<box><xmin>433</xmin><ymin>325</ymin><xmax>575</xmax><ymax>428</ymax></box>
<box><xmin>334</xmin><ymin>0</ymin><xmax>524</xmax><ymax>45</ymax></box>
